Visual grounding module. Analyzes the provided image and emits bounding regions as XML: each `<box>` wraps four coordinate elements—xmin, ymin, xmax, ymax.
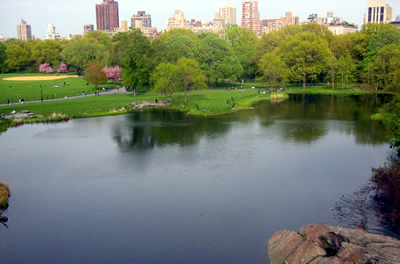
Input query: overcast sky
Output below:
<box><xmin>1</xmin><ymin>0</ymin><xmax>399</xmax><ymax>39</ymax></box>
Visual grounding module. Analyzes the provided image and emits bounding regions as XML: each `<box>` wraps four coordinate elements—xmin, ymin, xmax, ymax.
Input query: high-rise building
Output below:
<box><xmin>96</xmin><ymin>0</ymin><xmax>119</xmax><ymax>32</ymax></box>
<box><xmin>131</xmin><ymin>11</ymin><xmax>152</xmax><ymax>28</ymax></box>
<box><xmin>364</xmin><ymin>0</ymin><xmax>392</xmax><ymax>24</ymax></box>
<box><xmin>17</xmin><ymin>18</ymin><xmax>32</xmax><ymax>41</ymax></box>
<box><xmin>44</xmin><ymin>24</ymin><xmax>61</xmax><ymax>40</ymax></box>
<box><xmin>241</xmin><ymin>0</ymin><xmax>260</xmax><ymax>35</ymax></box>
<box><xmin>167</xmin><ymin>10</ymin><xmax>190</xmax><ymax>30</ymax></box>
<box><xmin>84</xmin><ymin>24</ymin><xmax>94</xmax><ymax>34</ymax></box>
<box><xmin>280</xmin><ymin>12</ymin><xmax>299</xmax><ymax>25</ymax></box>
<box><xmin>219</xmin><ymin>2</ymin><xmax>236</xmax><ymax>26</ymax></box>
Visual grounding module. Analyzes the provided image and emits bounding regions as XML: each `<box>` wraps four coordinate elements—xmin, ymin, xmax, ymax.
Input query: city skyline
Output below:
<box><xmin>1</xmin><ymin>0</ymin><xmax>400</xmax><ymax>38</ymax></box>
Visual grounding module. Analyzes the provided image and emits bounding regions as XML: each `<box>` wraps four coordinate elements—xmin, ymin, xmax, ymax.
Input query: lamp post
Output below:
<box><xmin>41</xmin><ymin>90</ymin><xmax>43</xmax><ymax>102</ymax></box>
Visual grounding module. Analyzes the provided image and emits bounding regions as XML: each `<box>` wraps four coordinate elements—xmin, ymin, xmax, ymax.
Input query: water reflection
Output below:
<box><xmin>253</xmin><ymin>94</ymin><xmax>391</xmax><ymax>145</ymax></box>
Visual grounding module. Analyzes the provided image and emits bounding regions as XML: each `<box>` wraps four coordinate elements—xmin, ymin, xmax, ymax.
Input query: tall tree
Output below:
<box><xmin>280</xmin><ymin>32</ymin><xmax>331</xmax><ymax>88</ymax></box>
<box><xmin>5</xmin><ymin>44</ymin><xmax>31</xmax><ymax>72</ymax></box>
<box><xmin>32</xmin><ymin>39</ymin><xmax>62</xmax><ymax>65</ymax></box>
<box><xmin>114</xmin><ymin>29</ymin><xmax>152</xmax><ymax>96</ymax></box>
<box><xmin>197</xmin><ymin>33</ymin><xmax>243</xmax><ymax>85</ymax></box>
<box><xmin>337</xmin><ymin>56</ymin><xmax>356</xmax><ymax>89</ymax></box>
<box><xmin>175</xmin><ymin>58</ymin><xmax>206</xmax><ymax>104</ymax></box>
<box><xmin>85</xmin><ymin>60</ymin><xmax>107</xmax><ymax>89</ymax></box>
<box><xmin>0</xmin><ymin>42</ymin><xmax>7</xmax><ymax>73</ymax></box>
<box><xmin>222</xmin><ymin>25</ymin><xmax>259</xmax><ymax>79</ymax></box>
<box><xmin>152</xmin><ymin>31</ymin><xmax>199</xmax><ymax>65</ymax></box>
<box><xmin>258</xmin><ymin>53</ymin><xmax>287</xmax><ymax>90</ymax></box>
<box><xmin>62</xmin><ymin>40</ymin><xmax>106</xmax><ymax>75</ymax></box>
<box><xmin>150</xmin><ymin>63</ymin><xmax>179</xmax><ymax>103</ymax></box>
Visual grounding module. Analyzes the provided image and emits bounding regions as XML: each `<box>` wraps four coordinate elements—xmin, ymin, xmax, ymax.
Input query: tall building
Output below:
<box><xmin>241</xmin><ymin>0</ymin><xmax>260</xmax><ymax>35</ymax></box>
<box><xmin>84</xmin><ymin>24</ymin><xmax>94</xmax><ymax>34</ymax></box>
<box><xmin>219</xmin><ymin>2</ymin><xmax>236</xmax><ymax>26</ymax></box>
<box><xmin>364</xmin><ymin>0</ymin><xmax>393</xmax><ymax>24</ymax></box>
<box><xmin>131</xmin><ymin>11</ymin><xmax>152</xmax><ymax>28</ymax></box>
<box><xmin>17</xmin><ymin>18</ymin><xmax>32</xmax><ymax>41</ymax></box>
<box><xmin>280</xmin><ymin>12</ymin><xmax>299</xmax><ymax>25</ymax></box>
<box><xmin>44</xmin><ymin>24</ymin><xmax>61</xmax><ymax>40</ymax></box>
<box><xmin>167</xmin><ymin>10</ymin><xmax>190</xmax><ymax>30</ymax></box>
<box><xmin>96</xmin><ymin>0</ymin><xmax>119</xmax><ymax>32</ymax></box>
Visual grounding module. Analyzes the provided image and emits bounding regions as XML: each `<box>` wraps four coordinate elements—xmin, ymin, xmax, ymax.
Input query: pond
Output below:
<box><xmin>0</xmin><ymin>94</ymin><xmax>392</xmax><ymax>264</ymax></box>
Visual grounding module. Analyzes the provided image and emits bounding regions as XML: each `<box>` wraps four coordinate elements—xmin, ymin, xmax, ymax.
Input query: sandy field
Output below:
<box><xmin>3</xmin><ymin>75</ymin><xmax>80</xmax><ymax>81</ymax></box>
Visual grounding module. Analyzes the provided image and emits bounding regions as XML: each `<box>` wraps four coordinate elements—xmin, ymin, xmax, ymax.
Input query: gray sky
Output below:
<box><xmin>1</xmin><ymin>0</ymin><xmax>399</xmax><ymax>39</ymax></box>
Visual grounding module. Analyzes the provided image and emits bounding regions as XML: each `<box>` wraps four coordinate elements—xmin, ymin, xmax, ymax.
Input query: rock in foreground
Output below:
<box><xmin>268</xmin><ymin>223</ymin><xmax>400</xmax><ymax>264</ymax></box>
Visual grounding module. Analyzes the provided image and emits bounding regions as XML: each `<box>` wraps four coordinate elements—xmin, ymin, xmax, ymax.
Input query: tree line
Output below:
<box><xmin>0</xmin><ymin>23</ymin><xmax>399</xmax><ymax>93</ymax></box>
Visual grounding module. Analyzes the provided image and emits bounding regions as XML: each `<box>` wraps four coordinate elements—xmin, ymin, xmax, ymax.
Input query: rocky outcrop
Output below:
<box><xmin>268</xmin><ymin>223</ymin><xmax>400</xmax><ymax>264</ymax></box>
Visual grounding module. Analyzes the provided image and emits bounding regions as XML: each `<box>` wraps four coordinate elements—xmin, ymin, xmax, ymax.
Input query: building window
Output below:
<box><xmin>381</xmin><ymin>6</ymin><xmax>385</xmax><ymax>22</ymax></box>
<box><xmin>368</xmin><ymin>7</ymin><xmax>372</xmax><ymax>22</ymax></box>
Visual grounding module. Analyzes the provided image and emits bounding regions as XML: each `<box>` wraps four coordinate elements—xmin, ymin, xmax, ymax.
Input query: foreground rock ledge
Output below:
<box><xmin>268</xmin><ymin>223</ymin><xmax>400</xmax><ymax>264</ymax></box>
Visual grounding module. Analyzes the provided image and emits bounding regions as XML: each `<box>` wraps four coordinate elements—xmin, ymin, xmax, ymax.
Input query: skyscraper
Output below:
<box><xmin>364</xmin><ymin>0</ymin><xmax>393</xmax><ymax>24</ymax></box>
<box><xmin>219</xmin><ymin>2</ymin><xmax>236</xmax><ymax>26</ymax></box>
<box><xmin>96</xmin><ymin>0</ymin><xmax>119</xmax><ymax>32</ymax></box>
<box><xmin>131</xmin><ymin>11</ymin><xmax>152</xmax><ymax>28</ymax></box>
<box><xmin>17</xmin><ymin>18</ymin><xmax>32</xmax><ymax>41</ymax></box>
<box><xmin>241</xmin><ymin>0</ymin><xmax>260</xmax><ymax>35</ymax></box>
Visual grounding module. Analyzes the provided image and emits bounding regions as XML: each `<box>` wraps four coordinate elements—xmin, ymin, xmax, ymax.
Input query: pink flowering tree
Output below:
<box><xmin>57</xmin><ymin>62</ymin><xmax>68</xmax><ymax>73</ymax></box>
<box><xmin>104</xmin><ymin>66</ymin><xmax>122</xmax><ymax>84</ymax></box>
<box><xmin>39</xmin><ymin>63</ymin><xmax>53</xmax><ymax>74</ymax></box>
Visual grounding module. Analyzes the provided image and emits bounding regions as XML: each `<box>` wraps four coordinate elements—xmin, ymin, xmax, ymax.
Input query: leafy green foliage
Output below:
<box><xmin>31</xmin><ymin>40</ymin><xmax>63</xmax><ymax>65</ymax></box>
<box><xmin>114</xmin><ymin>29</ymin><xmax>152</xmax><ymax>96</ymax></box>
<box><xmin>197</xmin><ymin>33</ymin><xmax>243</xmax><ymax>85</ymax></box>
<box><xmin>280</xmin><ymin>32</ymin><xmax>331</xmax><ymax>88</ymax></box>
<box><xmin>62</xmin><ymin>40</ymin><xmax>106</xmax><ymax>75</ymax></box>
<box><xmin>5</xmin><ymin>44</ymin><xmax>31</xmax><ymax>72</ymax></box>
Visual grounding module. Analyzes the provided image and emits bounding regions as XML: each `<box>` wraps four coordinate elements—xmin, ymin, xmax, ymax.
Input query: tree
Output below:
<box><xmin>85</xmin><ymin>60</ymin><xmax>107</xmax><ymax>88</ymax></box>
<box><xmin>0</xmin><ymin>42</ymin><xmax>7</xmax><ymax>73</ymax></box>
<box><xmin>175</xmin><ymin>58</ymin><xmax>206</xmax><ymax>104</ymax></box>
<box><xmin>104</xmin><ymin>66</ymin><xmax>122</xmax><ymax>84</ymax></box>
<box><xmin>62</xmin><ymin>40</ymin><xmax>106</xmax><ymax>75</ymax></box>
<box><xmin>258</xmin><ymin>53</ymin><xmax>287</xmax><ymax>90</ymax></box>
<box><xmin>327</xmin><ymin>56</ymin><xmax>338</xmax><ymax>89</ymax></box>
<box><xmin>150</xmin><ymin>63</ymin><xmax>179</xmax><ymax>103</ymax></box>
<box><xmin>32</xmin><ymin>39</ymin><xmax>62</xmax><ymax>65</ymax></box>
<box><xmin>39</xmin><ymin>63</ymin><xmax>54</xmax><ymax>73</ymax></box>
<box><xmin>222</xmin><ymin>25</ymin><xmax>259</xmax><ymax>79</ymax></box>
<box><xmin>152</xmin><ymin>30</ymin><xmax>200</xmax><ymax>65</ymax></box>
<box><xmin>337</xmin><ymin>56</ymin><xmax>356</xmax><ymax>89</ymax></box>
<box><xmin>280</xmin><ymin>32</ymin><xmax>331</xmax><ymax>88</ymax></box>
<box><xmin>197</xmin><ymin>33</ymin><xmax>243</xmax><ymax>85</ymax></box>
<box><xmin>114</xmin><ymin>29</ymin><xmax>153</xmax><ymax>96</ymax></box>
<box><xmin>5</xmin><ymin>44</ymin><xmax>31</xmax><ymax>72</ymax></box>
<box><xmin>57</xmin><ymin>62</ymin><xmax>68</xmax><ymax>73</ymax></box>
<box><xmin>375</xmin><ymin>44</ymin><xmax>400</xmax><ymax>91</ymax></box>
<box><xmin>330</xmin><ymin>34</ymin><xmax>353</xmax><ymax>59</ymax></box>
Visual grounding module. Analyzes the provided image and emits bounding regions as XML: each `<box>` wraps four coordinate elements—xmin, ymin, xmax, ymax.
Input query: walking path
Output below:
<box><xmin>0</xmin><ymin>88</ymin><xmax>131</xmax><ymax>107</ymax></box>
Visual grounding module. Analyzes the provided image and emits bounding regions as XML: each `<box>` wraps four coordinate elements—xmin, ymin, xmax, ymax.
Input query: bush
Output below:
<box><xmin>0</xmin><ymin>181</ymin><xmax>10</xmax><ymax>208</ymax></box>
<box><xmin>372</xmin><ymin>158</ymin><xmax>400</xmax><ymax>227</ymax></box>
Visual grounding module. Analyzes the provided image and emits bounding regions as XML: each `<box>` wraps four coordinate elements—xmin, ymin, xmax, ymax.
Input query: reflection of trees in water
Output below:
<box><xmin>112</xmin><ymin>110</ymin><xmax>236</xmax><ymax>153</ymax></box>
<box><xmin>332</xmin><ymin>181</ymin><xmax>400</xmax><ymax>237</ymax></box>
<box><xmin>254</xmin><ymin>94</ymin><xmax>392</xmax><ymax>145</ymax></box>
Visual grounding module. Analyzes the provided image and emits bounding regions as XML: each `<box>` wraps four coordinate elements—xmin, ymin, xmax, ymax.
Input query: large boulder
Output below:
<box><xmin>268</xmin><ymin>223</ymin><xmax>400</xmax><ymax>264</ymax></box>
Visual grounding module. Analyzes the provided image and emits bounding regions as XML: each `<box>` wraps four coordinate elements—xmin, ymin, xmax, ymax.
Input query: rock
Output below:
<box><xmin>268</xmin><ymin>223</ymin><xmax>400</xmax><ymax>264</ymax></box>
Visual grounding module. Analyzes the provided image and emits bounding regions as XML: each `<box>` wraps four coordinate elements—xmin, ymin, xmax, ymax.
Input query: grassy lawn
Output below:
<box><xmin>0</xmin><ymin>73</ymin><xmax>120</xmax><ymax>103</ymax></box>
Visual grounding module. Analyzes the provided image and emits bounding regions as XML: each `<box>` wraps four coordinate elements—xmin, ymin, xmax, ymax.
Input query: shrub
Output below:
<box><xmin>372</xmin><ymin>158</ymin><xmax>400</xmax><ymax>226</ymax></box>
<box><xmin>0</xmin><ymin>181</ymin><xmax>10</xmax><ymax>208</ymax></box>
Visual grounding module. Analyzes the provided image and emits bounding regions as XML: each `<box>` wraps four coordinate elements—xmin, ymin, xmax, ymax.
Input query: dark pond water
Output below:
<box><xmin>0</xmin><ymin>94</ymin><xmax>393</xmax><ymax>264</ymax></box>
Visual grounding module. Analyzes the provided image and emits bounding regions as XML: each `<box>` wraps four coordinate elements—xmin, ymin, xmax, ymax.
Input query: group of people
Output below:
<box><xmin>6</xmin><ymin>98</ymin><xmax>24</xmax><ymax>105</ymax></box>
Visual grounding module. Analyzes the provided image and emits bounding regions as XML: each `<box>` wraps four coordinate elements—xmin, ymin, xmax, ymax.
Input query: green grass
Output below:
<box><xmin>0</xmin><ymin>73</ymin><xmax>129</xmax><ymax>103</ymax></box>
<box><xmin>286</xmin><ymin>86</ymin><xmax>374</xmax><ymax>95</ymax></box>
